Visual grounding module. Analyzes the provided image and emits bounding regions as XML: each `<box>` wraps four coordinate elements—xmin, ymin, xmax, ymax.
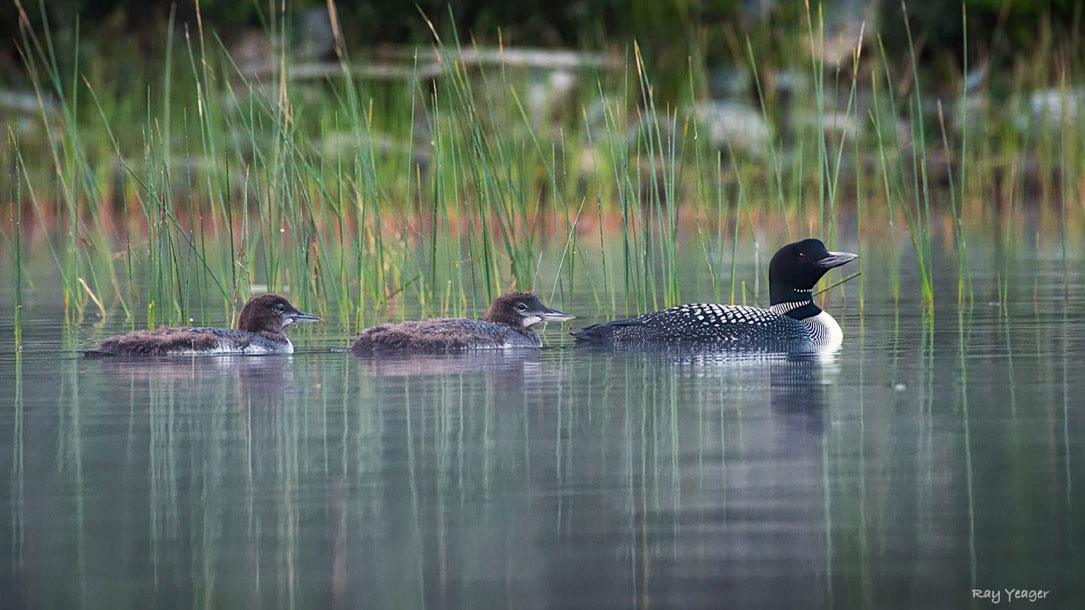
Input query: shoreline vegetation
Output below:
<box><xmin>1</xmin><ymin>1</ymin><xmax>1083</xmax><ymax>340</ymax></box>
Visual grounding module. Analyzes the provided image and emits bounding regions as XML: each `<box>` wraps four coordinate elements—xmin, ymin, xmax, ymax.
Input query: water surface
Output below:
<box><xmin>1</xmin><ymin>257</ymin><xmax>1083</xmax><ymax>609</ymax></box>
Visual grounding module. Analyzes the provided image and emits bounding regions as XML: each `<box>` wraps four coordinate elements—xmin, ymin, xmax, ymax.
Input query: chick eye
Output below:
<box><xmin>275</xmin><ymin>303</ymin><xmax>286</xmax><ymax>312</ymax></box>
<box><xmin>515</xmin><ymin>302</ymin><xmax>528</xmax><ymax>312</ymax></box>
<box><xmin>797</xmin><ymin>252</ymin><xmax>806</xmax><ymax>260</ymax></box>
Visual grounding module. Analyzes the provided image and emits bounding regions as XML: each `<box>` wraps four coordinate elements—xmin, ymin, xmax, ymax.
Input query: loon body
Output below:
<box><xmin>88</xmin><ymin>294</ymin><xmax>319</xmax><ymax>356</ymax></box>
<box><xmin>351</xmin><ymin>292</ymin><xmax>573</xmax><ymax>354</ymax></box>
<box><xmin>573</xmin><ymin>239</ymin><xmax>856</xmax><ymax>351</ymax></box>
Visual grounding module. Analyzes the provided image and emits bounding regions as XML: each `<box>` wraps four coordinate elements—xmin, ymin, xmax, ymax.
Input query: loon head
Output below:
<box><xmin>238</xmin><ymin>294</ymin><xmax>321</xmax><ymax>333</ymax></box>
<box><xmin>769</xmin><ymin>239</ymin><xmax>857</xmax><ymax>319</ymax></box>
<box><xmin>484</xmin><ymin>292</ymin><xmax>574</xmax><ymax>330</ymax></box>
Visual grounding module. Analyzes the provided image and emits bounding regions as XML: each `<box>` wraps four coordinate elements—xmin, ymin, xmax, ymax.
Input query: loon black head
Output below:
<box><xmin>238</xmin><ymin>294</ymin><xmax>321</xmax><ymax>334</ymax></box>
<box><xmin>768</xmin><ymin>239</ymin><xmax>857</xmax><ymax>319</ymax></box>
<box><xmin>484</xmin><ymin>292</ymin><xmax>574</xmax><ymax>330</ymax></box>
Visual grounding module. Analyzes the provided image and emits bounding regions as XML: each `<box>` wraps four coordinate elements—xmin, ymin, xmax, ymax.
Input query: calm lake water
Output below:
<box><xmin>1</xmin><ymin>250</ymin><xmax>1083</xmax><ymax>609</ymax></box>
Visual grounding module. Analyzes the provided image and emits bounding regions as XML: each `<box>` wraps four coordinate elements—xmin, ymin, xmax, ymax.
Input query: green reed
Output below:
<box><xmin>869</xmin><ymin>31</ymin><xmax>934</xmax><ymax>311</ymax></box>
<box><xmin>746</xmin><ymin>37</ymin><xmax>789</xmax><ymax>239</ymax></box>
<box><xmin>804</xmin><ymin>0</ymin><xmax>828</xmax><ymax>235</ymax></box>
<box><xmin>954</xmin><ymin>4</ymin><xmax>973</xmax><ymax>307</ymax></box>
<box><xmin>4</xmin><ymin>0</ymin><xmax>1085</xmax><ymax>327</ymax></box>
<box><xmin>8</xmin><ymin>133</ymin><xmax>23</xmax><ymax>348</ymax></box>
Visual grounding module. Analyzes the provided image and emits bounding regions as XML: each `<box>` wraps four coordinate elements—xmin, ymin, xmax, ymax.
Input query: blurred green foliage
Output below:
<box><xmin>880</xmin><ymin>0</ymin><xmax>1082</xmax><ymax>60</ymax></box>
<box><xmin>1</xmin><ymin>0</ymin><xmax>1081</xmax><ymax>83</ymax></box>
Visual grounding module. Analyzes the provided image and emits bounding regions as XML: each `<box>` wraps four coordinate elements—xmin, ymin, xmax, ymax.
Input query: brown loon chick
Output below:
<box><xmin>350</xmin><ymin>292</ymin><xmax>573</xmax><ymax>354</ymax></box>
<box><xmin>87</xmin><ymin>294</ymin><xmax>320</xmax><ymax>356</ymax></box>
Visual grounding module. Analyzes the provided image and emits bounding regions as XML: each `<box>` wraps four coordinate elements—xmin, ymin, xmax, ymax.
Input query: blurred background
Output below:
<box><xmin>2</xmin><ymin>0</ymin><xmax>1083</xmax><ymax>321</ymax></box>
<box><xmin>2</xmin><ymin>0</ymin><xmax>1082</xmax><ymax>73</ymax></box>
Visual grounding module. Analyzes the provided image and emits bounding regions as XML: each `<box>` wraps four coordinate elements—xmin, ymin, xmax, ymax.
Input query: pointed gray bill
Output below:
<box><xmin>815</xmin><ymin>251</ymin><xmax>858</xmax><ymax>269</ymax></box>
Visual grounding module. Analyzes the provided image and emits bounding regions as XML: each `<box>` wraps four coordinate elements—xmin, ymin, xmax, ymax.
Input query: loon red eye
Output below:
<box><xmin>797</xmin><ymin>252</ymin><xmax>806</xmax><ymax>260</ymax></box>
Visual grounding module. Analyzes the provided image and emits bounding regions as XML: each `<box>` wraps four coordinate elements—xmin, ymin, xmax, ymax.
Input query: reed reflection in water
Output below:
<box><xmin>1</xmin><ymin>290</ymin><xmax>1084</xmax><ymax>608</ymax></box>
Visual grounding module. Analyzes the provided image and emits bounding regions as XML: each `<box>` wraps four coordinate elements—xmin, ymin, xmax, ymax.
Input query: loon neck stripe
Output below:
<box><xmin>770</xmin><ymin>284</ymin><xmax>819</xmax><ymax>317</ymax></box>
<box><xmin>769</xmin><ymin>301</ymin><xmax>807</xmax><ymax>314</ymax></box>
<box><xmin>770</xmin><ymin>300</ymin><xmax>821</xmax><ymax>320</ymax></box>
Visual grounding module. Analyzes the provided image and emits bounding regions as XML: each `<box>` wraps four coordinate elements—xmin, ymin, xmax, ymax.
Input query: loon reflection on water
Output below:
<box><xmin>646</xmin><ymin>351</ymin><xmax>835</xmax><ymax>607</ymax></box>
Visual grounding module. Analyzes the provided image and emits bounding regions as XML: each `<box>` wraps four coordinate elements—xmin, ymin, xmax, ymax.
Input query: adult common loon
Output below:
<box><xmin>88</xmin><ymin>294</ymin><xmax>320</xmax><ymax>356</ymax></box>
<box><xmin>572</xmin><ymin>239</ymin><xmax>857</xmax><ymax>351</ymax></box>
<box><xmin>351</xmin><ymin>292</ymin><xmax>573</xmax><ymax>353</ymax></box>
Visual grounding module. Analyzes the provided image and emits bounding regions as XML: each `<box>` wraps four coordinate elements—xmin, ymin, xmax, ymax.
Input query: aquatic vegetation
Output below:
<box><xmin>2</xmin><ymin>1</ymin><xmax>1083</xmax><ymax>331</ymax></box>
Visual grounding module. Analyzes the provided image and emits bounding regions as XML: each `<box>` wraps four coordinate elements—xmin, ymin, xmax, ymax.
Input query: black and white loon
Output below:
<box><xmin>88</xmin><ymin>294</ymin><xmax>320</xmax><ymax>356</ymax></box>
<box><xmin>572</xmin><ymin>239</ymin><xmax>857</xmax><ymax>351</ymax></box>
<box><xmin>351</xmin><ymin>292</ymin><xmax>573</xmax><ymax>353</ymax></box>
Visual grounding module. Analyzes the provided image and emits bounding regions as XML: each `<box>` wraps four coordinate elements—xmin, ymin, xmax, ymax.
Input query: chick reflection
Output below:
<box><xmin>350</xmin><ymin>350</ymin><xmax>542</xmax><ymax>376</ymax></box>
<box><xmin>350</xmin><ymin>350</ymin><xmax>562</xmax><ymax>400</ymax></box>
<box><xmin>90</xmin><ymin>354</ymin><xmax>302</xmax><ymax>604</ymax></box>
<box><xmin>94</xmin><ymin>354</ymin><xmax>293</xmax><ymax>406</ymax></box>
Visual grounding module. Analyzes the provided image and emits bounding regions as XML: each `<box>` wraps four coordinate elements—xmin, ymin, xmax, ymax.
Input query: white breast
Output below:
<box><xmin>803</xmin><ymin>311</ymin><xmax>843</xmax><ymax>350</ymax></box>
